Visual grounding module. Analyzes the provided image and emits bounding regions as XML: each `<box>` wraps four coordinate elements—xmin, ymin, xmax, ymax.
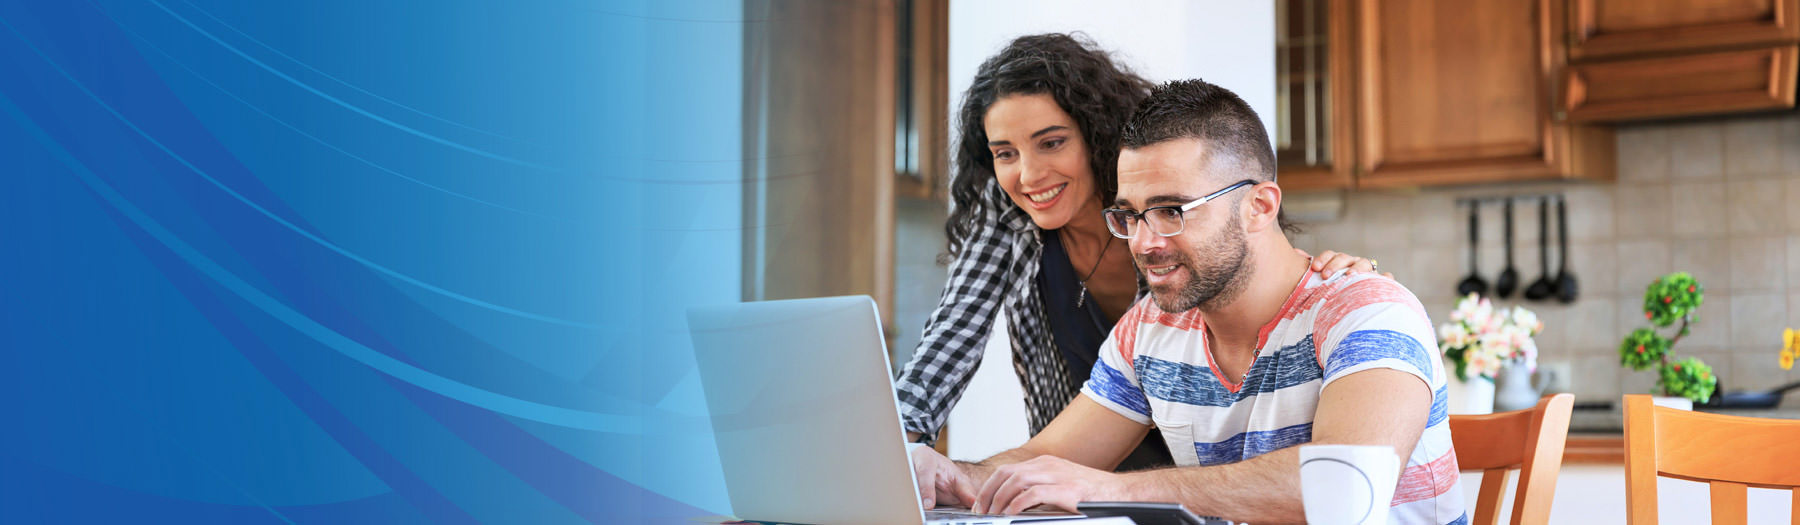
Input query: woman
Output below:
<box><xmin>895</xmin><ymin>33</ymin><xmax>1377</xmax><ymax>470</ymax></box>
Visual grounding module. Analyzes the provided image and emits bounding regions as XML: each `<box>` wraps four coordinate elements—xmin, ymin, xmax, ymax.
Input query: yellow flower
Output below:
<box><xmin>1784</xmin><ymin>351</ymin><xmax>1795</xmax><ymax>371</ymax></box>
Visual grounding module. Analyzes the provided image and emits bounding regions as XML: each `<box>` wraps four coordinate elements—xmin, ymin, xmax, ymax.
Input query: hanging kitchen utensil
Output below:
<box><xmin>1456</xmin><ymin>201</ymin><xmax>1488</xmax><ymax>297</ymax></box>
<box><xmin>1524</xmin><ymin>197</ymin><xmax>1556</xmax><ymax>301</ymax></box>
<box><xmin>1556</xmin><ymin>196</ymin><xmax>1579</xmax><ymax>303</ymax></box>
<box><xmin>1495</xmin><ymin>198</ymin><xmax>1520</xmax><ymax>298</ymax></box>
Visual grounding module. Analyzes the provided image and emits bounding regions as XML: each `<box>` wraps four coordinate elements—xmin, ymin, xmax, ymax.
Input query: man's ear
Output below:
<box><xmin>1241</xmin><ymin>182</ymin><xmax>1282</xmax><ymax>234</ymax></box>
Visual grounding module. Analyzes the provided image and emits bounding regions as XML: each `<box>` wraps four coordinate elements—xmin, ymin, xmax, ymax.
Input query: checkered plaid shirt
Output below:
<box><xmin>895</xmin><ymin>185</ymin><xmax>1143</xmax><ymax>444</ymax></box>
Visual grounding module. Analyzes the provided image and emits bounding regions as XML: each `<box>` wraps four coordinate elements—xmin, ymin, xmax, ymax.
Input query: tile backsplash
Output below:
<box><xmin>1290</xmin><ymin>111</ymin><xmax>1800</xmax><ymax>403</ymax></box>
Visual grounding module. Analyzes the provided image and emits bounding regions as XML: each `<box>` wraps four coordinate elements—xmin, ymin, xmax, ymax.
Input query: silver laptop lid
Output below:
<box><xmin>687</xmin><ymin>296</ymin><xmax>925</xmax><ymax>525</ymax></box>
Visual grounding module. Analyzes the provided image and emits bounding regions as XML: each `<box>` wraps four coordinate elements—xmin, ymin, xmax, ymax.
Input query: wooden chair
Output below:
<box><xmin>1449</xmin><ymin>393</ymin><xmax>1575</xmax><ymax>525</ymax></box>
<box><xmin>1623</xmin><ymin>394</ymin><xmax>1800</xmax><ymax>524</ymax></box>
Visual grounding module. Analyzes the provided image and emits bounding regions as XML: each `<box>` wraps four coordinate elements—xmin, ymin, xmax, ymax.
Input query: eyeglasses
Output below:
<box><xmin>1103</xmin><ymin>179</ymin><xmax>1258</xmax><ymax>239</ymax></box>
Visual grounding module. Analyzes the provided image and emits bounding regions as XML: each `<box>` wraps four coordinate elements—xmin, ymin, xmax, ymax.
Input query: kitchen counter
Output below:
<box><xmin>1561</xmin><ymin>405</ymin><xmax>1800</xmax><ymax>464</ymax></box>
<box><xmin>1569</xmin><ymin>404</ymin><xmax>1800</xmax><ymax>433</ymax></box>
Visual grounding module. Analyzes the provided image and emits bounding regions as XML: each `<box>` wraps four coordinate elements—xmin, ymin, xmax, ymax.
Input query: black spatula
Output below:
<box><xmin>1524</xmin><ymin>197</ymin><xmax>1556</xmax><ymax>301</ymax></box>
<box><xmin>1495</xmin><ymin>199</ymin><xmax>1520</xmax><ymax>299</ymax></box>
<box><xmin>1456</xmin><ymin>202</ymin><xmax>1488</xmax><ymax>297</ymax></box>
<box><xmin>1556</xmin><ymin>197</ymin><xmax>1579</xmax><ymax>303</ymax></box>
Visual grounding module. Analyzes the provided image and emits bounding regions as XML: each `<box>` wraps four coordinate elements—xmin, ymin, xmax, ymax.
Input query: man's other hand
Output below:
<box><xmin>973</xmin><ymin>455</ymin><xmax>1122</xmax><ymax>515</ymax></box>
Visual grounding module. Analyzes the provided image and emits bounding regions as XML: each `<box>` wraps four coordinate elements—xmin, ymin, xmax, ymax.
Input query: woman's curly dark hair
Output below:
<box><xmin>944</xmin><ymin>33</ymin><xmax>1153</xmax><ymax>258</ymax></box>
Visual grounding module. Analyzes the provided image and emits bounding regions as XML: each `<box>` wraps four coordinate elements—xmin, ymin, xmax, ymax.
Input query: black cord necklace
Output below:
<box><xmin>1068</xmin><ymin>232</ymin><xmax>1115</xmax><ymax>309</ymax></box>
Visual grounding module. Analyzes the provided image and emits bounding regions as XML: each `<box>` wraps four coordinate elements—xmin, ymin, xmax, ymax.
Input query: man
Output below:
<box><xmin>908</xmin><ymin>79</ymin><xmax>1465</xmax><ymax>524</ymax></box>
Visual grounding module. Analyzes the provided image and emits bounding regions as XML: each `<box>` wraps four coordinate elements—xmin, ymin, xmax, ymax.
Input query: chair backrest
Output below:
<box><xmin>1449</xmin><ymin>393</ymin><xmax>1574</xmax><ymax>525</ymax></box>
<box><xmin>1623</xmin><ymin>394</ymin><xmax>1800</xmax><ymax>525</ymax></box>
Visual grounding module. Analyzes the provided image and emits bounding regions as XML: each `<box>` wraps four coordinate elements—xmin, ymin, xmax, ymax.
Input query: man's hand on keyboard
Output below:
<box><xmin>910</xmin><ymin>445</ymin><xmax>977</xmax><ymax>509</ymax></box>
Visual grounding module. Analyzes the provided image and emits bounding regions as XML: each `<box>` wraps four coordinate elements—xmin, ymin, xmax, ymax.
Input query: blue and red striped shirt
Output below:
<box><xmin>1080</xmin><ymin>269</ymin><xmax>1467</xmax><ymax>524</ymax></box>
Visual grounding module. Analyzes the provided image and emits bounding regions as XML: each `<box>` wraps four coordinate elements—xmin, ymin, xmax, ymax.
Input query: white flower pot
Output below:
<box><xmin>1652</xmin><ymin>395</ymin><xmax>1693</xmax><ymax>411</ymax></box>
<box><xmin>1450</xmin><ymin>376</ymin><xmax>1495</xmax><ymax>415</ymax></box>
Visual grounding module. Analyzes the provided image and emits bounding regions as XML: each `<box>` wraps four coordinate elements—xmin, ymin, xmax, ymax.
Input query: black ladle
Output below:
<box><xmin>1556</xmin><ymin>197</ymin><xmax>1579</xmax><ymax>303</ymax></box>
<box><xmin>1494</xmin><ymin>199</ymin><xmax>1520</xmax><ymax>298</ymax></box>
<box><xmin>1523</xmin><ymin>197</ymin><xmax>1556</xmax><ymax>301</ymax></box>
<box><xmin>1456</xmin><ymin>202</ymin><xmax>1488</xmax><ymax>297</ymax></box>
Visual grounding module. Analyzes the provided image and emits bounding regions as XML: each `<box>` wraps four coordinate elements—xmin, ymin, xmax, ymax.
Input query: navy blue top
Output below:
<box><xmin>1036</xmin><ymin>231</ymin><xmax>1113</xmax><ymax>386</ymax></box>
<box><xmin>1037</xmin><ymin>230</ymin><xmax>1172</xmax><ymax>471</ymax></box>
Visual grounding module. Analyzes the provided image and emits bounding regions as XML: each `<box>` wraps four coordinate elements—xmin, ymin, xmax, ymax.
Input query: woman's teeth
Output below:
<box><xmin>1027</xmin><ymin>184</ymin><xmax>1064</xmax><ymax>203</ymax></box>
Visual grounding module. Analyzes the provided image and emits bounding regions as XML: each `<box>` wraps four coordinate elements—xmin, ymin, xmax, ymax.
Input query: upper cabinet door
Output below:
<box><xmin>1354</xmin><ymin>0</ymin><xmax>1612</xmax><ymax>187</ymax></box>
<box><xmin>1563</xmin><ymin>0</ymin><xmax>1799</xmax><ymax>122</ymax></box>
<box><xmin>1569</xmin><ymin>0</ymin><xmax>1800</xmax><ymax>60</ymax></box>
<box><xmin>1564</xmin><ymin>45</ymin><xmax>1798</xmax><ymax>121</ymax></box>
<box><xmin>1275</xmin><ymin>0</ymin><xmax>1356</xmax><ymax>192</ymax></box>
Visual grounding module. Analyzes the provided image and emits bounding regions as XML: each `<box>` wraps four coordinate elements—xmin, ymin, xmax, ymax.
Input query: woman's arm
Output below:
<box><xmin>894</xmin><ymin>196</ymin><xmax>1017</xmax><ymax>444</ymax></box>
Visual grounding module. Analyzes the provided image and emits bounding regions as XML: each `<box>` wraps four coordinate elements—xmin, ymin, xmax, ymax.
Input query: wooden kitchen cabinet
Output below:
<box><xmin>1352</xmin><ymin>0</ymin><xmax>1615</xmax><ymax>188</ymax></box>
<box><xmin>1562</xmin><ymin>0</ymin><xmax>1800</xmax><ymax>121</ymax></box>
<box><xmin>1565</xmin><ymin>45</ymin><xmax>1797</xmax><ymax>121</ymax></box>
<box><xmin>1277</xmin><ymin>0</ymin><xmax>1797</xmax><ymax>186</ymax></box>
<box><xmin>1567</xmin><ymin>0</ymin><xmax>1799</xmax><ymax>60</ymax></box>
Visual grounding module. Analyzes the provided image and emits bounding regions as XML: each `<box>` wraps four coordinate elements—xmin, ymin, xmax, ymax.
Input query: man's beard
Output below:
<box><xmin>1140</xmin><ymin>213</ymin><xmax>1251</xmax><ymax>313</ymax></box>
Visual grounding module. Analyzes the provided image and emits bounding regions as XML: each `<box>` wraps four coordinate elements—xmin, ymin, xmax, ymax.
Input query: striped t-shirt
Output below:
<box><xmin>1080</xmin><ymin>269</ymin><xmax>1467</xmax><ymax>525</ymax></box>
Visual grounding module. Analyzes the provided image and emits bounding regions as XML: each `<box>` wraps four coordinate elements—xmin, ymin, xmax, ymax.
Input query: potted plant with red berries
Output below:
<box><xmin>1620</xmin><ymin>272</ymin><xmax>1716</xmax><ymax>410</ymax></box>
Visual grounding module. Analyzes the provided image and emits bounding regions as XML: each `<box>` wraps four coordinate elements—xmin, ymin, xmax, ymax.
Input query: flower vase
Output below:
<box><xmin>1494</xmin><ymin>365</ymin><xmax>1541</xmax><ymax>412</ymax></box>
<box><xmin>1451</xmin><ymin>376</ymin><xmax>1494</xmax><ymax>415</ymax></box>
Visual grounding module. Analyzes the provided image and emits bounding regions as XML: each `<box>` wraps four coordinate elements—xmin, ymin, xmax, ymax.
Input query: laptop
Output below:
<box><xmin>686</xmin><ymin>296</ymin><xmax>1080</xmax><ymax>525</ymax></box>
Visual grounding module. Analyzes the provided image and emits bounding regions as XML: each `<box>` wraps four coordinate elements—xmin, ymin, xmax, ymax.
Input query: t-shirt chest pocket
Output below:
<box><xmin>1137</xmin><ymin>358</ymin><xmax>1222</xmax><ymax>467</ymax></box>
<box><xmin>1150</xmin><ymin>414</ymin><xmax>1200</xmax><ymax>466</ymax></box>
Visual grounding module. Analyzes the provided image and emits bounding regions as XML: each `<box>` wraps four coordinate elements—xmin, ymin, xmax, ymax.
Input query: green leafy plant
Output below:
<box><xmin>1660</xmin><ymin>357</ymin><xmax>1716</xmax><ymax>402</ymax></box>
<box><xmin>1619</xmin><ymin>272</ymin><xmax>1717</xmax><ymax>403</ymax></box>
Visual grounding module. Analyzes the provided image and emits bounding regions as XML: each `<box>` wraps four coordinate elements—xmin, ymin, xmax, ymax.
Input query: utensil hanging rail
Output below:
<box><xmin>1454</xmin><ymin>193</ymin><xmax>1563</xmax><ymax>207</ymax></box>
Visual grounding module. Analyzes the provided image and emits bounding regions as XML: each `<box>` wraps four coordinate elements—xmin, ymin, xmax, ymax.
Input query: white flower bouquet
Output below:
<box><xmin>1438</xmin><ymin>293</ymin><xmax>1543</xmax><ymax>382</ymax></box>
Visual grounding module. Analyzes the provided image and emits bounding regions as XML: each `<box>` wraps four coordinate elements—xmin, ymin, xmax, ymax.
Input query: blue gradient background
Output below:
<box><xmin>1</xmin><ymin>0</ymin><xmax>743</xmax><ymax>522</ymax></box>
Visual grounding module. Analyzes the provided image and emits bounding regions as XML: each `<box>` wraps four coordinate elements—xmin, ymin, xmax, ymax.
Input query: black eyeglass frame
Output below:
<box><xmin>1102</xmin><ymin>179</ymin><xmax>1259</xmax><ymax>239</ymax></box>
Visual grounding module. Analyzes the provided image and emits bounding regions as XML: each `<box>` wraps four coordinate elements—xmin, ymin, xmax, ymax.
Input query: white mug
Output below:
<box><xmin>1298</xmin><ymin>444</ymin><xmax>1400</xmax><ymax>525</ymax></box>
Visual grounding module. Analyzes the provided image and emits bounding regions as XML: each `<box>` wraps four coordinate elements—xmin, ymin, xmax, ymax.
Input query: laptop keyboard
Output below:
<box><xmin>924</xmin><ymin>508</ymin><xmax>1008</xmax><ymax>519</ymax></box>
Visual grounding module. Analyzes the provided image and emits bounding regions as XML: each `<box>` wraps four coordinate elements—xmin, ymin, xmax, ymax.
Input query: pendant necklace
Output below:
<box><xmin>1072</xmin><ymin>233</ymin><xmax>1115</xmax><ymax>309</ymax></box>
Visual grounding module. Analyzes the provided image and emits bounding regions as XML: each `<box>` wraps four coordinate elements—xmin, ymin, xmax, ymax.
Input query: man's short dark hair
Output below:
<box><xmin>1121</xmin><ymin>79</ymin><xmax>1297</xmax><ymax>233</ymax></box>
<box><xmin>1120</xmin><ymin>79</ymin><xmax>1277</xmax><ymax>183</ymax></box>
